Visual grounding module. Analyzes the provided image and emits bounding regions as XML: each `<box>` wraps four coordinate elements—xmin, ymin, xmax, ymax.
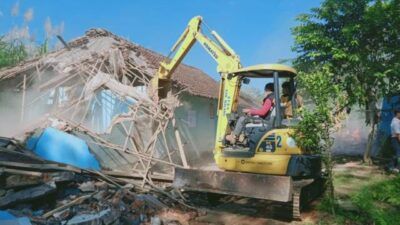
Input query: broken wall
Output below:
<box><xmin>174</xmin><ymin>95</ymin><xmax>218</xmax><ymax>166</ymax></box>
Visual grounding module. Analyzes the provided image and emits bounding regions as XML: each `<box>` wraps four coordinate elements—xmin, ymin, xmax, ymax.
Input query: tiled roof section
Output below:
<box><xmin>136</xmin><ymin>46</ymin><xmax>219</xmax><ymax>99</ymax></box>
<box><xmin>0</xmin><ymin>28</ymin><xmax>257</xmax><ymax>106</ymax></box>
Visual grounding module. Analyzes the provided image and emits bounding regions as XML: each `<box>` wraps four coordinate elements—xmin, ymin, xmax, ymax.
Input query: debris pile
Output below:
<box><xmin>0</xmin><ymin>138</ymin><xmax>198</xmax><ymax>225</ymax></box>
<box><xmin>0</xmin><ymin>29</ymin><xmax>209</xmax><ymax>224</ymax></box>
<box><xmin>0</xmin><ymin>28</ymin><xmax>190</xmax><ymax>185</ymax></box>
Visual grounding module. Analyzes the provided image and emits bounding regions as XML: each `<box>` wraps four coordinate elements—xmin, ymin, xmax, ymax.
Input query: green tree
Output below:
<box><xmin>294</xmin><ymin>66</ymin><xmax>347</xmax><ymax>214</ymax></box>
<box><xmin>292</xmin><ymin>0</ymin><xmax>400</xmax><ymax>164</ymax></box>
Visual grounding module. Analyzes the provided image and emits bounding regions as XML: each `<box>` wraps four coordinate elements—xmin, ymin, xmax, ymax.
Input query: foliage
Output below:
<box><xmin>317</xmin><ymin>176</ymin><xmax>400</xmax><ymax>225</ymax></box>
<box><xmin>294</xmin><ymin>66</ymin><xmax>347</xmax><ymax>214</ymax></box>
<box><xmin>292</xmin><ymin>0</ymin><xmax>400</xmax><ymax>161</ymax></box>
<box><xmin>294</xmin><ymin>68</ymin><xmax>338</xmax><ymax>151</ymax></box>
<box><xmin>0</xmin><ymin>37</ymin><xmax>27</xmax><ymax>68</ymax></box>
<box><xmin>292</xmin><ymin>0</ymin><xmax>400</xmax><ymax>213</ymax></box>
<box><xmin>0</xmin><ymin>1</ymin><xmax>56</xmax><ymax>69</ymax></box>
<box><xmin>351</xmin><ymin>176</ymin><xmax>400</xmax><ymax>225</ymax></box>
<box><xmin>37</xmin><ymin>39</ymin><xmax>49</xmax><ymax>56</ymax></box>
<box><xmin>293</xmin><ymin>0</ymin><xmax>400</xmax><ymax>108</ymax></box>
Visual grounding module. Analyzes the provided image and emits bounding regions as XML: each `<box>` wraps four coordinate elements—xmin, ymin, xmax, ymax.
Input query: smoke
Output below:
<box><xmin>0</xmin><ymin>87</ymin><xmax>27</xmax><ymax>137</ymax></box>
<box><xmin>332</xmin><ymin>110</ymin><xmax>368</xmax><ymax>156</ymax></box>
<box><xmin>0</xmin><ymin>72</ymin><xmax>62</xmax><ymax>138</ymax></box>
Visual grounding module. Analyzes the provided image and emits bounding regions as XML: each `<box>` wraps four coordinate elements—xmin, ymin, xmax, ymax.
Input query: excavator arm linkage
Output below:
<box><xmin>152</xmin><ymin>16</ymin><xmax>241</xmax><ymax>100</ymax></box>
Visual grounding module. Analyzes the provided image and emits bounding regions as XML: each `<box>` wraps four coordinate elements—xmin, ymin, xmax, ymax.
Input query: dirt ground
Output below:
<box><xmin>159</xmin><ymin>158</ymin><xmax>393</xmax><ymax>225</ymax></box>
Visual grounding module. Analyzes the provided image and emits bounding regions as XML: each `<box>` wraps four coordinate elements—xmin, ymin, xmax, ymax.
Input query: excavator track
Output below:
<box><xmin>291</xmin><ymin>177</ymin><xmax>326</xmax><ymax>220</ymax></box>
<box><xmin>292</xmin><ymin>190</ymin><xmax>301</xmax><ymax>219</ymax></box>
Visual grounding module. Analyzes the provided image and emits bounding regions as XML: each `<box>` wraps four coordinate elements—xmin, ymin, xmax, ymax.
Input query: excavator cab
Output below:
<box><xmin>233</xmin><ymin>64</ymin><xmax>299</xmax><ymax>121</ymax></box>
<box><xmin>222</xmin><ymin>64</ymin><xmax>300</xmax><ymax>156</ymax></box>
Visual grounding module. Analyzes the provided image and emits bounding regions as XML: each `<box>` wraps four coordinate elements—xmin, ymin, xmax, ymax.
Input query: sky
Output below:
<box><xmin>0</xmin><ymin>0</ymin><xmax>322</xmax><ymax>91</ymax></box>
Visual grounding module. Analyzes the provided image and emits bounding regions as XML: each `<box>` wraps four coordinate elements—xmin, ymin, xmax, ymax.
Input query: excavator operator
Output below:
<box><xmin>281</xmin><ymin>81</ymin><xmax>303</xmax><ymax>119</ymax></box>
<box><xmin>226</xmin><ymin>83</ymin><xmax>275</xmax><ymax>144</ymax></box>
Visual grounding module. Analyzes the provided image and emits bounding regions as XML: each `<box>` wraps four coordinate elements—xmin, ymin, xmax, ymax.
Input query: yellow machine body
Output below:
<box><xmin>215</xmin><ymin>128</ymin><xmax>302</xmax><ymax>175</ymax></box>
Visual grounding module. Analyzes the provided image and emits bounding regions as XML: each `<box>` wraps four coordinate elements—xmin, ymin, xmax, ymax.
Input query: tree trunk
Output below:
<box><xmin>325</xmin><ymin>154</ymin><xmax>335</xmax><ymax>215</ymax></box>
<box><xmin>363</xmin><ymin>122</ymin><xmax>376</xmax><ymax>165</ymax></box>
<box><xmin>363</xmin><ymin>100</ymin><xmax>378</xmax><ymax>165</ymax></box>
<box><xmin>322</xmin><ymin>124</ymin><xmax>335</xmax><ymax>215</ymax></box>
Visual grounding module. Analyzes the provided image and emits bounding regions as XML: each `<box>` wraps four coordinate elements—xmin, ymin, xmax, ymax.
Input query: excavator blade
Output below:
<box><xmin>173</xmin><ymin>168</ymin><xmax>293</xmax><ymax>202</ymax></box>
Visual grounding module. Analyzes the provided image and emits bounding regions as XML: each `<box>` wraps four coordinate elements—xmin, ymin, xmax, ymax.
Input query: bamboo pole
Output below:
<box><xmin>172</xmin><ymin>118</ymin><xmax>188</xmax><ymax>168</ymax></box>
<box><xmin>20</xmin><ymin>74</ymin><xmax>27</xmax><ymax>123</ymax></box>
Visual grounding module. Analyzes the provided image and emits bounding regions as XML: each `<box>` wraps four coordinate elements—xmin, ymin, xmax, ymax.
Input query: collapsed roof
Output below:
<box><xmin>0</xmin><ymin>28</ymin><xmax>203</xmax><ymax>184</ymax></box>
<box><xmin>0</xmin><ymin>28</ymin><xmax>220</xmax><ymax>99</ymax></box>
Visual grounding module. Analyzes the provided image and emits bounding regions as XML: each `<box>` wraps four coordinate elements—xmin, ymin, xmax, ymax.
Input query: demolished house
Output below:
<box><xmin>0</xmin><ymin>28</ymin><xmax>256</xmax><ymax>224</ymax></box>
<box><xmin>0</xmin><ymin>28</ymin><xmax>225</xmax><ymax>169</ymax></box>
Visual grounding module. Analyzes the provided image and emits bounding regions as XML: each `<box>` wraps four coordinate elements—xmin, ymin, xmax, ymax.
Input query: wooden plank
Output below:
<box><xmin>0</xmin><ymin>182</ymin><xmax>56</xmax><ymax>208</ymax></box>
<box><xmin>20</xmin><ymin>74</ymin><xmax>26</xmax><ymax>122</ymax></box>
<box><xmin>172</xmin><ymin>118</ymin><xmax>188</xmax><ymax>168</ymax></box>
<box><xmin>5</xmin><ymin>174</ymin><xmax>44</xmax><ymax>189</ymax></box>
<box><xmin>1</xmin><ymin>169</ymin><xmax>75</xmax><ymax>189</ymax></box>
<box><xmin>42</xmin><ymin>194</ymin><xmax>92</xmax><ymax>218</ymax></box>
<box><xmin>0</xmin><ymin>161</ymin><xmax>82</xmax><ymax>173</ymax></box>
<box><xmin>0</xmin><ymin>168</ymin><xmax>43</xmax><ymax>177</ymax></box>
<box><xmin>102</xmin><ymin>170</ymin><xmax>173</xmax><ymax>182</ymax></box>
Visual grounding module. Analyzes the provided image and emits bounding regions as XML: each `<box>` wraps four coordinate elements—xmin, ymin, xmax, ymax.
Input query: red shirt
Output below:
<box><xmin>249</xmin><ymin>98</ymin><xmax>273</xmax><ymax>117</ymax></box>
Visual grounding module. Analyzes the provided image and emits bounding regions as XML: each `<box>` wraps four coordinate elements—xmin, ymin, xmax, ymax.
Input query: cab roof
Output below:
<box><xmin>231</xmin><ymin>64</ymin><xmax>297</xmax><ymax>78</ymax></box>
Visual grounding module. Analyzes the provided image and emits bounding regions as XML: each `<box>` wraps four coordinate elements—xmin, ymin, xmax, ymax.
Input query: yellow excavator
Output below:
<box><xmin>152</xmin><ymin>16</ymin><xmax>324</xmax><ymax>219</ymax></box>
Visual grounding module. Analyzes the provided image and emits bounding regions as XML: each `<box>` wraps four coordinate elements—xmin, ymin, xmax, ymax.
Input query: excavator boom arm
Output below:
<box><xmin>153</xmin><ymin>16</ymin><xmax>243</xmax><ymax>157</ymax></box>
<box><xmin>153</xmin><ymin>16</ymin><xmax>241</xmax><ymax>99</ymax></box>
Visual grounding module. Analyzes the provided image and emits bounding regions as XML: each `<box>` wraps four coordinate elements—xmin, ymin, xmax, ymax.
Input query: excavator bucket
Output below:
<box><xmin>173</xmin><ymin>168</ymin><xmax>293</xmax><ymax>202</ymax></box>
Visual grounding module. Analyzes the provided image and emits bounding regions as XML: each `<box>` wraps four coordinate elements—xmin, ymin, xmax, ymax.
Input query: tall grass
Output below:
<box><xmin>0</xmin><ymin>37</ymin><xmax>27</xmax><ymax>69</ymax></box>
<box><xmin>318</xmin><ymin>176</ymin><xmax>400</xmax><ymax>225</ymax></box>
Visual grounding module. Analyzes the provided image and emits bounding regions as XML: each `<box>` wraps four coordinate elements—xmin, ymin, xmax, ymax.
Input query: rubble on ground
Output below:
<box><xmin>0</xmin><ymin>138</ymin><xmax>200</xmax><ymax>225</ymax></box>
